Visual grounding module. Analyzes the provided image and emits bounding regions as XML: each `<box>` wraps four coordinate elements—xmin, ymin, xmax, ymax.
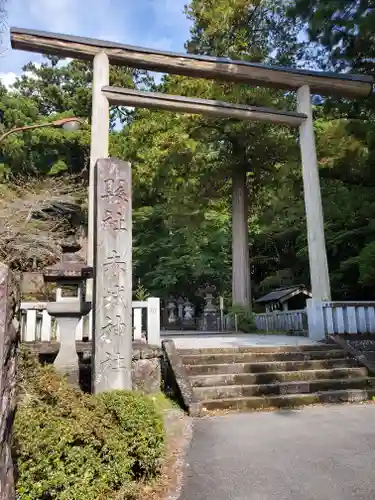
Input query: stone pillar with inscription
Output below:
<box><xmin>93</xmin><ymin>157</ymin><xmax>133</xmax><ymax>393</ymax></box>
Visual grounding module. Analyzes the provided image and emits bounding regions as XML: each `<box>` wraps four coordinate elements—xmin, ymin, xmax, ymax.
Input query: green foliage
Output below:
<box><xmin>12</xmin><ymin>56</ymin><xmax>145</xmax><ymax>123</ymax></box>
<box><xmin>3</xmin><ymin>0</ymin><xmax>375</xmax><ymax>301</ymax></box>
<box><xmin>358</xmin><ymin>242</ymin><xmax>375</xmax><ymax>286</ymax></box>
<box><xmin>251</xmin><ymin>112</ymin><xmax>375</xmax><ymax>299</ymax></box>
<box><xmin>123</xmin><ymin>0</ymin><xmax>300</xmax><ymax>300</ymax></box>
<box><xmin>134</xmin><ymin>280</ymin><xmax>150</xmax><ymax>301</ymax></box>
<box><xmin>228</xmin><ymin>304</ymin><xmax>256</xmax><ymax>332</ymax></box>
<box><xmin>96</xmin><ymin>391</ymin><xmax>165</xmax><ymax>480</ymax></box>
<box><xmin>14</xmin><ymin>350</ymin><xmax>165</xmax><ymax>500</ymax></box>
<box><xmin>289</xmin><ymin>0</ymin><xmax>375</xmax><ymax>116</ymax></box>
<box><xmin>186</xmin><ymin>0</ymin><xmax>299</xmax><ymax>64</ymax></box>
<box><xmin>121</xmin><ymin>106</ymin><xmax>233</xmax><ymax>296</ymax></box>
<box><xmin>290</xmin><ymin>0</ymin><xmax>375</xmax><ymax>76</ymax></box>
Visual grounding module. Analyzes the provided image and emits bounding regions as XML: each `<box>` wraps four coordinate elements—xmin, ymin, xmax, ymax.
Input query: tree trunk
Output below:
<box><xmin>231</xmin><ymin>168</ymin><xmax>251</xmax><ymax>309</ymax></box>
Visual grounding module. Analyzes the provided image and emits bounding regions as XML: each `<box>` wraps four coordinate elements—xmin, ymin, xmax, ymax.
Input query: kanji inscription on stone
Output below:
<box><xmin>100</xmin><ymin>352</ymin><xmax>127</xmax><ymax>371</ymax></box>
<box><xmin>101</xmin><ymin>208</ymin><xmax>127</xmax><ymax>231</ymax></box>
<box><xmin>103</xmin><ymin>250</ymin><xmax>127</xmax><ymax>276</ymax></box>
<box><xmin>104</xmin><ymin>285</ymin><xmax>129</xmax><ymax>312</ymax></box>
<box><xmin>100</xmin><ymin>314</ymin><xmax>127</xmax><ymax>339</ymax></box>
<box><xmin>93</xmin><ymin>158</ymin><xmax>132</xmax><ymax>393</ymax></box>
<box><xmin>101</xmin><ymin>178</ymin><xmax>128</xmax><ymax>204</ymax></box>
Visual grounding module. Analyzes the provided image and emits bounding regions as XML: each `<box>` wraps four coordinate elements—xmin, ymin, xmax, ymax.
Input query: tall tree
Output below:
<box><xmin>116</xmin><ymin>105</ymin><xmax>232</xmax><ymax>299</ymax></box>
<box><xmin>178</xmin><ymin>0</ymin><xmax>300</xmax><ymax>308</ymax></box>
<box><xmin>186</xmin><ymin>0</ymin><xmax>299</xmax><ymax>64</ymax></box>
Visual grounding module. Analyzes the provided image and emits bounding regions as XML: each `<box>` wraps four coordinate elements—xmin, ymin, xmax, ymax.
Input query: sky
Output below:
<box><xmin>0</xmin><ymin>0</ymin><xmax>192</xmax><ymax>87</ymax></box>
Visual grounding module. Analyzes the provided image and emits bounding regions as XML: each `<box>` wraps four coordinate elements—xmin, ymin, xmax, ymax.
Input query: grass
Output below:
<box><xmin>147</xmin><ymin>392</ymin><xmax>181</xmax><ymax>412</ymax></box>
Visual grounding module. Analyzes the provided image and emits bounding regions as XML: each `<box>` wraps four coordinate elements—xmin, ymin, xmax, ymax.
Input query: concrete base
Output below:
<box><xmin>161</xmin><ymin>332</ymin><xmax>318</xmax><ymax>350</ymax></box>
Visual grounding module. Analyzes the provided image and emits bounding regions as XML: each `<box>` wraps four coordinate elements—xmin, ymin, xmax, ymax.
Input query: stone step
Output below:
<box><xmin>190</xmin><ymin>367</ymin><xmax>369</xmax><ymax>387</ymax></box>
<box><xmin>194</xmin><ymin>377</ymin><xmax>375</xmax><ymax>400</ymax></box>
<box><xmin>199</xmin><ymin>389</ymin><xmax>375</xmax><ymax>412</ymax></box>
<box><xmin>181</xmin><ymin>349</ymin><xmax>345</xmax><ymax>365</ymax></box>
<box><xmin>178</xmin><ymin>344</ymin><xmax>336</xmax><ymax>355</ymax></box>
<box><xmin>187</xmin><ymin>358</ymin><xmax>356</xmax><ymax>376</ymax></box>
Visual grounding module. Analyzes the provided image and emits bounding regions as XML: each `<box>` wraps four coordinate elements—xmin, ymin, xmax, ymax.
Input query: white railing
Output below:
<box><xmin>20</xmin><ymin>297</ymin><xmax>161</xmax><ymax>345</ymax></box>
<box><xmin>255</xmin><ymin>310</ymin><xmax>307</xmax><ymax>333</ymax></box>
<box><xmin>307</xmin><ymin>299</ymin><xmax>375</xmax><ymax>341</ymax></box>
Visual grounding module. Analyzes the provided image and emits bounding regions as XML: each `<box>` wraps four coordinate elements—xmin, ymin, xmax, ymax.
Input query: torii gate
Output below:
<box><xmin>10</xmin><ymin>28</ymin><xmax>373</xmax><ymax>306</ymax></box>
<box><xmin>10</xmin><ymin>27</ymin><xmax>373</xmax><ymax>390</ymax></box>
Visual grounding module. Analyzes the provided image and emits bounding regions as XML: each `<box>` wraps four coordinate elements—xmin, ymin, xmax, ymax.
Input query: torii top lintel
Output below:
<box><xmin>10</xmin><ymin>27</ymin><xmax>373</xmax><ymax>99</ymax></box>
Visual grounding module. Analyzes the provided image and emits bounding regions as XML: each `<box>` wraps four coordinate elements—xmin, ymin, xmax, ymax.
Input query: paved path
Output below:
<box><xmin>161</xmin><ymin>333</ymin><xmax>317</xmax><ymax>349</ymax></box>
<box><xmin>179</xmin><ymin>404</ymin><xmax>375</xmax><ymax>500</ymax></box>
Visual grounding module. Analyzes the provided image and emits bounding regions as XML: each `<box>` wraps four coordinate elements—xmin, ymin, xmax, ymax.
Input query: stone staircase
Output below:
<box><xmin>179</xmin><ymin>344</ymin><xmax>375</xmax><ymax>412</ymax></box>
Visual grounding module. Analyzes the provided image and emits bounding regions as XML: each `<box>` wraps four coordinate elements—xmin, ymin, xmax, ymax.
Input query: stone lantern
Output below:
<box><xmin>177</xmin><ymin>297</ymin><xmax>185</xmax><ymax>321</ymax></box>
<box><xmin>200</xmin><ymin>285</ymin><xmax>219</xmax><ymax>331</ymax></box>
<box><xmin>167</xmin><ymin>299</ymin><xmax>177</xmax><ymax>325</ymax></box>
<box><xmin>183</xmin><ymin>299</ymin><xmax>195</xmax><ymax>329</ymax></box>
<box><xmin>43</xmin><ymin>241</ymin><xmax>92</xmax><ymax>383</ymax></box>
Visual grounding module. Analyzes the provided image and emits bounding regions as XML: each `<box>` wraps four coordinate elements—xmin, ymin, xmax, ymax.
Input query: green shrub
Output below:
<box><xmin>97</xmin><ymin>390</ymin><xmax>165</xmax><ymax>479</ymax></box>
<box><xmin>228</xmin><ymin>304</ymin><xmax>256</xmax><ymax>332</ymax></box>
<box><xmin>13</xmin><ymin>350</ymin><xmax>165</xmax><ymax>500</ymax></box>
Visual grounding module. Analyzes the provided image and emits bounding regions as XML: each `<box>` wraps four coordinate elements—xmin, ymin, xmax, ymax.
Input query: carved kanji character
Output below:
<box><xmin>104</xmin><ymin>285</ymin><xmax>130</xmax><ymax>310</ymax></box>
<box><xmin>103</xmin><ymin>250</ymin><xmax>127</xmax><ymax>276</ymax></box>
<box><xmin>100</xmin><ymin>314</ymin><xmax>127</xmax><ymax>338</ymax></box>
<box><xmin>101</xmin><ymin>178</ymin><xmax>128</xmax><ymax>204</ymax></box>
<box><xmin>100</xmin><ymin>351</ymin><xmax>126</xmax><ymax>370</ymax></box>
<box><xmin>101</xmin><ymin>209</ymin><xmax>127</xmax><ymax>231</ymax></box>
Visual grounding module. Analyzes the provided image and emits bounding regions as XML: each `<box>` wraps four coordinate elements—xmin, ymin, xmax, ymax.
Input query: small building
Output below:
<box><xmin>255</xmin><ymin>285</ymin><xmax>312</xmax><ymax>312</ymax></box>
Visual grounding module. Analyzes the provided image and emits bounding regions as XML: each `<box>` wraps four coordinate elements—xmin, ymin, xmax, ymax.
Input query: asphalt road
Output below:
<box><xmin>178</xmin><ymin>404</ymin><xmax>375</xmax><ymax>500</ymax></box>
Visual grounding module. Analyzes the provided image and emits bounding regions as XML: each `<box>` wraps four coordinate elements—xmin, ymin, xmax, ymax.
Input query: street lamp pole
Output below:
<box><xmin>0</xmin><ymin>117</ymin><xmax>85</xmax><ymax>144</ymax></box>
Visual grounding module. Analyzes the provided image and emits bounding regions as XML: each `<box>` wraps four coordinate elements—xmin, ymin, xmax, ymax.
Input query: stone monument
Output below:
<box><xmin>93</xmin><ymin>157</ymin><xmax>132</xmax><ymax>393</ymax></box>
<box><xmin>200</xmin><ymin>285</ymin><xmax>220</xmax><ymax>331</ymax></box>
<box><xmin>182</xmin><ymin>299</ymin><xmax>195</xmax><ymax>329</ymax></box>
<box><xmin>167</xmin><ymin>300</ymin><xmax>177</xmax><ymax>325</ymax></box>
<box><xmin>177</xmin><ymin>297</ymin><xmax>184</xmax><ymax>320</ymax></box>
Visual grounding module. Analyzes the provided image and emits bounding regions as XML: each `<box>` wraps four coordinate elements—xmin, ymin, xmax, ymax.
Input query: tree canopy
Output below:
<box><xmin>290</xmin><ymin>0</ymin><xmax>375</xmax><ymax>76</ymax></box>
<box><xmin>1</xmin><ymin>0</ymin><xmax>375</xmax><ymax>304</ymax></box>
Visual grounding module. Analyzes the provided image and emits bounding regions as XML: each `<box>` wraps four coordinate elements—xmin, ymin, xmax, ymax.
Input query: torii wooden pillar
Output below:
<box><xmin>231</xmin><ymin>84</ymin><xmax>332</xmax><ymax>308</ymax></box>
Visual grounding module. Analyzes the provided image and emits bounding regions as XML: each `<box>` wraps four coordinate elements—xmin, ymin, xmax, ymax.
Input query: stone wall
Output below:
<box><xmin>0</xmin><ymin>264</ymin><xmax>20</xmax><ymax>500</ymax></box>
<box><xmin>24</xmin><ymin>341</ymin><xmax>164</xmax><ymax>394</ymax></box>
<box><xmin>40</xmin><ymin>342</ymin><xmax>163</xmax><ymax>393</ymax></box>
<box><xmin>132</xmin><ymin>344</ymin><xmax>162</xmax><ymax>393</ymax></box>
